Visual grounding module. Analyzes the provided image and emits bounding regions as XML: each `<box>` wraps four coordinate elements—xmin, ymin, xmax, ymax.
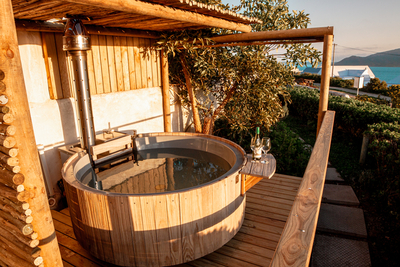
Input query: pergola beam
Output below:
<box><xmin>211</xmin><ymin>26</ymin><xmax>333</xmax><ymax>43</ymax></box>
<box><xmin>63</xmin><ymin>0</ymin><xmax>252</xmax><ymax>32</ymax></box>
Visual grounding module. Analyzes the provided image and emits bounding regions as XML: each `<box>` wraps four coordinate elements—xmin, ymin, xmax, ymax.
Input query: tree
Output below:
<box><xmin>157</xmin><ymin>0</ymin><xmax>321</xmax><ymax>137</ymax></box>
<box><xmin>388</xmin><ymin>85</ymin><xmax>400</xmax><ymax>108</ymax></box>
<box><xmin>364</xmin><ymin>77</ymin><xmax>388</xmax><ymax>93</ymax></box>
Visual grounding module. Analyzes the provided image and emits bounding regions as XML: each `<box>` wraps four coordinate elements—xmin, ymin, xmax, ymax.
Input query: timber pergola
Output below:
<box><xmin>1</xmin><ymin>0</ymin><xmax>333</xmax><ymax>266</ymax></box>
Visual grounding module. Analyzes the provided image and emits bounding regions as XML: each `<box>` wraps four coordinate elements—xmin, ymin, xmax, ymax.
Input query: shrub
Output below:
<box><xmin>355</xmin><ymin>95</ymin><xmax>390</xmax><ymax>106</ymax></box>
<box><xmin>330</xmin><ymin>76</ymin><xmax>354</xmax><ymax>88</ymax></box>
<box><xmin>363</xmin><ymin>78</ymin><xmax>388</xmax><ymax>94</ymax></box>
<box><xmin>388</xmin><ymin>85</ymin><xmax>400</xmax><ymax>108</ymax></box>
<box><xmin>214</xmin><ymin>118</ymin><xmax>311</xmax><ymax>177</ymax></box>
<box><xmin>268</xmin><ymin>121</ymin><xmax>311</xmax><ymax>177</ymax></box>
<box><xmin>288</xmin><ymin>86</ymin><xmax>400</xmax><ymax>137</ymax></box>
<box><xmin>364</xmin><ymin>122</ymin><xmax>400</xmax><ymax>219</ymax></box>
<box><xmin>294</xmin><ymin>74</ymin><xmax>354</xmax><ymax>88</ymax></box>
<box><xmin>294</xmin><ymin>73</ymin><xmax>321</xmax><ymax>83</ymax></box>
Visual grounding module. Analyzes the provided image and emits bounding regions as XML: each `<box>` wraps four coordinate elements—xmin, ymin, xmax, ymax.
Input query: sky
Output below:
<box><xmin>221</xmin><ymin>0</ymin><xmax>400</xmax><ymax>61</ymax></box>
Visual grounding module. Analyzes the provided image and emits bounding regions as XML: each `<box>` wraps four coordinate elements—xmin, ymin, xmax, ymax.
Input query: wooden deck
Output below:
<box><xmin>51</xmin><ymin>173</ymin><xmax>302</xmax><ymax>267</ymax></box>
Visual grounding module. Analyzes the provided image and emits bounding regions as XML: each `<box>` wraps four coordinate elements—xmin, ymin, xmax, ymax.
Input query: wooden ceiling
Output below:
<box><xmin>12</xmin><ymin>0</ymin><xmax>260</xmax><ymax>33</ymax></box>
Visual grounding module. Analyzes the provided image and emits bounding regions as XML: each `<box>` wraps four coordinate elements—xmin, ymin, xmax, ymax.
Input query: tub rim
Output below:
<box><xmin>62</xmin><ymin>132</ymin><xmax>246</xmax><ymax>196</ymax></box>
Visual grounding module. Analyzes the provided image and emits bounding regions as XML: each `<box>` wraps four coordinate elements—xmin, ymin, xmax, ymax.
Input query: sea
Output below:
<box><xmin>370</xmin><ymin>67</ymin><xmax>400</xmax><ymax>85</ymax></box>
<box><xmin>296</xmin><ymin>66</ymin><xmax>400</xmax><ymax>85</ymax></box>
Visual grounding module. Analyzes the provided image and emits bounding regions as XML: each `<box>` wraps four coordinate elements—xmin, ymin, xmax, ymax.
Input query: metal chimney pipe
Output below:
<box><xmin>63</xmin><ymin>18</ymin><xmax>96</xmax><ymax>151</ymax></box>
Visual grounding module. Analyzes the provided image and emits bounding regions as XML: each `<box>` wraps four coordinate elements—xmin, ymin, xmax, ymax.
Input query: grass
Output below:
<box><xmin>283</xmin><ymin>114</ymin><xmax>399</xmax><ymax>267</ymax></box>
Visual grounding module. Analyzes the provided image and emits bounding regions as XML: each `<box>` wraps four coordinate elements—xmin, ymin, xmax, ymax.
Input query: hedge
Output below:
<box><xmin>294</xmin><ymin>74</ymin><xmax>354</xmax><ymax>88</ymax></box>
<box><xmin>288</xmin><ymin>86</ymin><xmax>400</xmax><ymax>136</ymax></box>
<box><xmin>364</xmin><ymin>122</ymin><xmax>400</xmax><ymax>218</ymax></box>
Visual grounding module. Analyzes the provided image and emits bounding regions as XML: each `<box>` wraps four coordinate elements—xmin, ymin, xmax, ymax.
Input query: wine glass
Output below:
<box><xmin>261</xmin><ymin>137</ymin><xmax>271</xmax><ymax>163</ymax></box>
<box><xmin>250</xmin><ymin>137</ymin><xmax>262</xmax><ymax>162</ymax></box>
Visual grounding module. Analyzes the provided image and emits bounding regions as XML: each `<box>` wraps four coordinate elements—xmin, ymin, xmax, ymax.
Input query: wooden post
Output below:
<box><xmin>317</xmin><ymin>34</ymin><xmax>333</xmax><ymax>135</ymax></box>
<box><xmin>0</xmin><ymin>0</ymin><xmax>62</xmax><ymax>266</ymax></box>
<box><xmin>161</xmin><ymin>51</ymin><xmax>171</xmax><ymax>132</ymax></box>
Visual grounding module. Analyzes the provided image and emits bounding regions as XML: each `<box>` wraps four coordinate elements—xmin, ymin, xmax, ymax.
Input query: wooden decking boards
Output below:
<box><xmin>52</xmin><ymin>173</ymin><xmax>302</xmax><ymax>267</ymax></box>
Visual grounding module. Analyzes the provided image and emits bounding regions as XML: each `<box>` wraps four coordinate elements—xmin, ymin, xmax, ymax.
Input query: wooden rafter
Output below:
<box><xmin>15</xmin><ymin>19</ymin><xmax>160</xmax><ymax>38</ymax></box>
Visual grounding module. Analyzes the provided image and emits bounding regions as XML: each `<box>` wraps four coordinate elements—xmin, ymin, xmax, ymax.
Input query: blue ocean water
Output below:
<box><xmin>296</xmin><ymin>65</ymin><xmax>400</xmax><ymax>85</ymax></box>
<box><xmin>370</xmin><ymin>67</ymin><xmax>400</xmax><ymax>84</ymax></box>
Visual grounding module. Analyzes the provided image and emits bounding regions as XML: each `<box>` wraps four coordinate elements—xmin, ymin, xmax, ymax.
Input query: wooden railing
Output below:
<box><xmin>270</xmin><ymin>110</ymin><xmax>335</xmax><ymax>267</ymax></box>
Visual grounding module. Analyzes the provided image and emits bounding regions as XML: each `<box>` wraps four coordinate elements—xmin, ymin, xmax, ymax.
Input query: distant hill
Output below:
<box><xmin>336</xmin><ymin>48</ymin><xmax>400</xmax><ymax>67</ymax></box>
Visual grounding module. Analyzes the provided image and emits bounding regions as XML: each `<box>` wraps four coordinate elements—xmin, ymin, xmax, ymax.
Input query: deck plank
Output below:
<box><xmin>53</xmin><ymin>173</ymin><xmax>301</xmax><ymax>267</ymax></box>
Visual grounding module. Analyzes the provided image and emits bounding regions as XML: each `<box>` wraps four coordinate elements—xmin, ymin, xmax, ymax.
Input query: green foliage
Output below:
<box><xmin>268</xmin><ymin>120</ymin><xmax>311</xmax><ymax>176</ymax></box>
<box><xmin>294</xmin><ymin>73</ymin><xmax>321</xmax><ymax>83</ymax></box>
<box><xmin>156</xmin><ymin>0</ymin><xmax>321</xmax><ymax>135</ymax></box>
<box><xmin>364</xmin><ymin>122</ymin><xmax>400</xmax><ymax>220</ymax></box>
<box><xmin>288</xmin><ymin>86</ymin><xmax>400</xmax><ymax>137</ymax></box>
<box><xmin>355</xmin><ymin>95</ymin><xmax>390</xmax><ymax>106</ymax></box>
<box><xmin>363</xmin><ymin>77</ymin><xmax>388</xmax><ymax>94</ymax></box>
<box><xmin>214</xmin><ymin>118</ymin><xmax>311</xmax><ymax>177</ymax></box>
<box><xmin>330</xmin><ymin>77</ymin><xmax>354</xmax><ymax>88</ymax></box>
<box><xmin>388</xmin><ymin>85</ymin><xmax>400</xmax><ymax>108</ymax></box>
<box><xmin>294</xmin><ymin>73</ymin><xmax>353</xmax><ymax>88</ymax></box>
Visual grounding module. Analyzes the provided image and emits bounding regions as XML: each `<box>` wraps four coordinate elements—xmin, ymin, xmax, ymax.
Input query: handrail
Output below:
<box><xmin>270</xmin><ymin>110</ymin><xmax>335</xmax><ymax>267</ymax></box>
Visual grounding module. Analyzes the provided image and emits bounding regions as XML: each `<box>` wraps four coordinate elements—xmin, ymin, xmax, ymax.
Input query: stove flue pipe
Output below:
<box><xmin>63</xmin><ymin>18</ymin><xmax>96</xmax><ymax>152</ymax></box>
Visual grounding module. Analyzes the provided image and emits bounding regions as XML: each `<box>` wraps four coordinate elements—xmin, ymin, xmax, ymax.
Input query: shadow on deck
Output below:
<box><xmin>52</xmin><ymin>173</ymin><xmax>302</xmax><ymax>267</ymax></box>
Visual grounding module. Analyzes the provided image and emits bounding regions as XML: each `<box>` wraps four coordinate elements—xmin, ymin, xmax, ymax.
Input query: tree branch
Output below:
<box><xmin>180</xmin><ymin>53</ymin><xmax>202</xmax><ymax>133</ymax></box>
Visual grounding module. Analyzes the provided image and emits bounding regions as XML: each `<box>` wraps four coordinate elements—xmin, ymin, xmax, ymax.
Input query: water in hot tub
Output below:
<box><xmin>81</xmin><ymin>148</ymin><xmax>231</xmax><ymax>194</ymax></box>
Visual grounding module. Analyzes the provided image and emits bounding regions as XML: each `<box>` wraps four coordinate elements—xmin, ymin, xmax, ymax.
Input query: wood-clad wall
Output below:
<box><xmin>42</xmin><ymin>33</ymin><xmax>162</xmax><ymax>100</ymax></box>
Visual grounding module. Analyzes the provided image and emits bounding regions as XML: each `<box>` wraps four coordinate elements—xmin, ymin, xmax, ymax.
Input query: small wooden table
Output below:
<box><xmin>240</xmin><ymin>154</ymin><xmax>276</xmax><ymax>195</ymax></box>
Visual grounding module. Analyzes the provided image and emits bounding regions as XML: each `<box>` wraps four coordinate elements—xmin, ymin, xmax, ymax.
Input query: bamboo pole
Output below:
<box><xmin>161</xmin><ymin>51</ymin><xmax>172</xmax><ymax>132</ymax></box>
<box><xmin>0</xmin><ymin>218</ymin><xmax>39</xmax><ymax>248</ymax></box>
<box><xmin>0</xmin><ymin>135</ymin><xmax>16</xmax><ymax>148</ymax></box>
<box><xmin>0</xmin><ymin>231</ymin><xmax>41</xmax><ymax>257</ymax></box>
<box><xmin>0</xmin><ymin>151</ymin><xmax>19</xmax><ymax>166</ymax></box>
<box><xmin>0</xmin><ymin>111</ymin><xmax>14</xmax><ymax>123</ymax></box>
<box><xmin>0</xmin><ymin>196</ymin><xmax>29</xmax><ymax>211</ymax></box>
<box><xmin>0</xmin><ymin>209</ymin><xmax>33</xmax><ymax>235</ymax></box>
<box><xmin>317</xmin><ymin>34</ymin><xmax>333</xmax><ymax>135</ymax></box>
<box><xmin>0</xmin><ymin>168</ymin><xmax>24</xmax><ymax>185</ymax></box>
<box><xmin>0</xmin><ymin>105</ymin><xmax>10</xmax><ymax>113</ymax></box>
<box><xmin>0</xmin><ymin>146</ymin><xmax>18</xmax><ymax>157</ymax></box>
<box><xmin>0</xmin><ymin>124</ymin><xmax>16</xmax><ymax>135</ymax></box>
<box><xmin>63</xmin><ymin>0</ymin><xmax>252</xmax><ymax>32</ymax></box>
<box><xmin>0</xmin><ymin>0</ymin><xmax>62</xmax><ymax>265</ymax></box>
<box><xmin>0</xmin><ymin>245</ymin><xmax>34</xmax><ymax>267</ymax></box>
<box><xmin>0</xmin><ymin>183</ymin><xmax>31</xmax><ymax>203</ymax></box>
<box><xmin>0</xmin><ymin>199</ymin><xmax>33</xmax><ymax>223</ymax></box>
<box><xmin>3</xmin><ymin>164</ymin><xmax>21</xmax><ymax>173</ymax></box>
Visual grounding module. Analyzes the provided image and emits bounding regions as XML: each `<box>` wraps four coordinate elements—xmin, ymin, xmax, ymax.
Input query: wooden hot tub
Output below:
<box><xmin>62</xmin><ymin>132</ymin><xmax>247</xmax><ymax>267</ymax></box>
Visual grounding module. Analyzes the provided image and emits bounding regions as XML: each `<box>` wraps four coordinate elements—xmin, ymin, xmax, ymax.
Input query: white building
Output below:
<box><xmin>303</xmin><ymin>65</ymin><xmax>375</xmax><ymax>86</ymax></box>
<box><xmin>332</xmin><ymin>65</ymin><xmax>375</xmax><ymax>85</ymax></box>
